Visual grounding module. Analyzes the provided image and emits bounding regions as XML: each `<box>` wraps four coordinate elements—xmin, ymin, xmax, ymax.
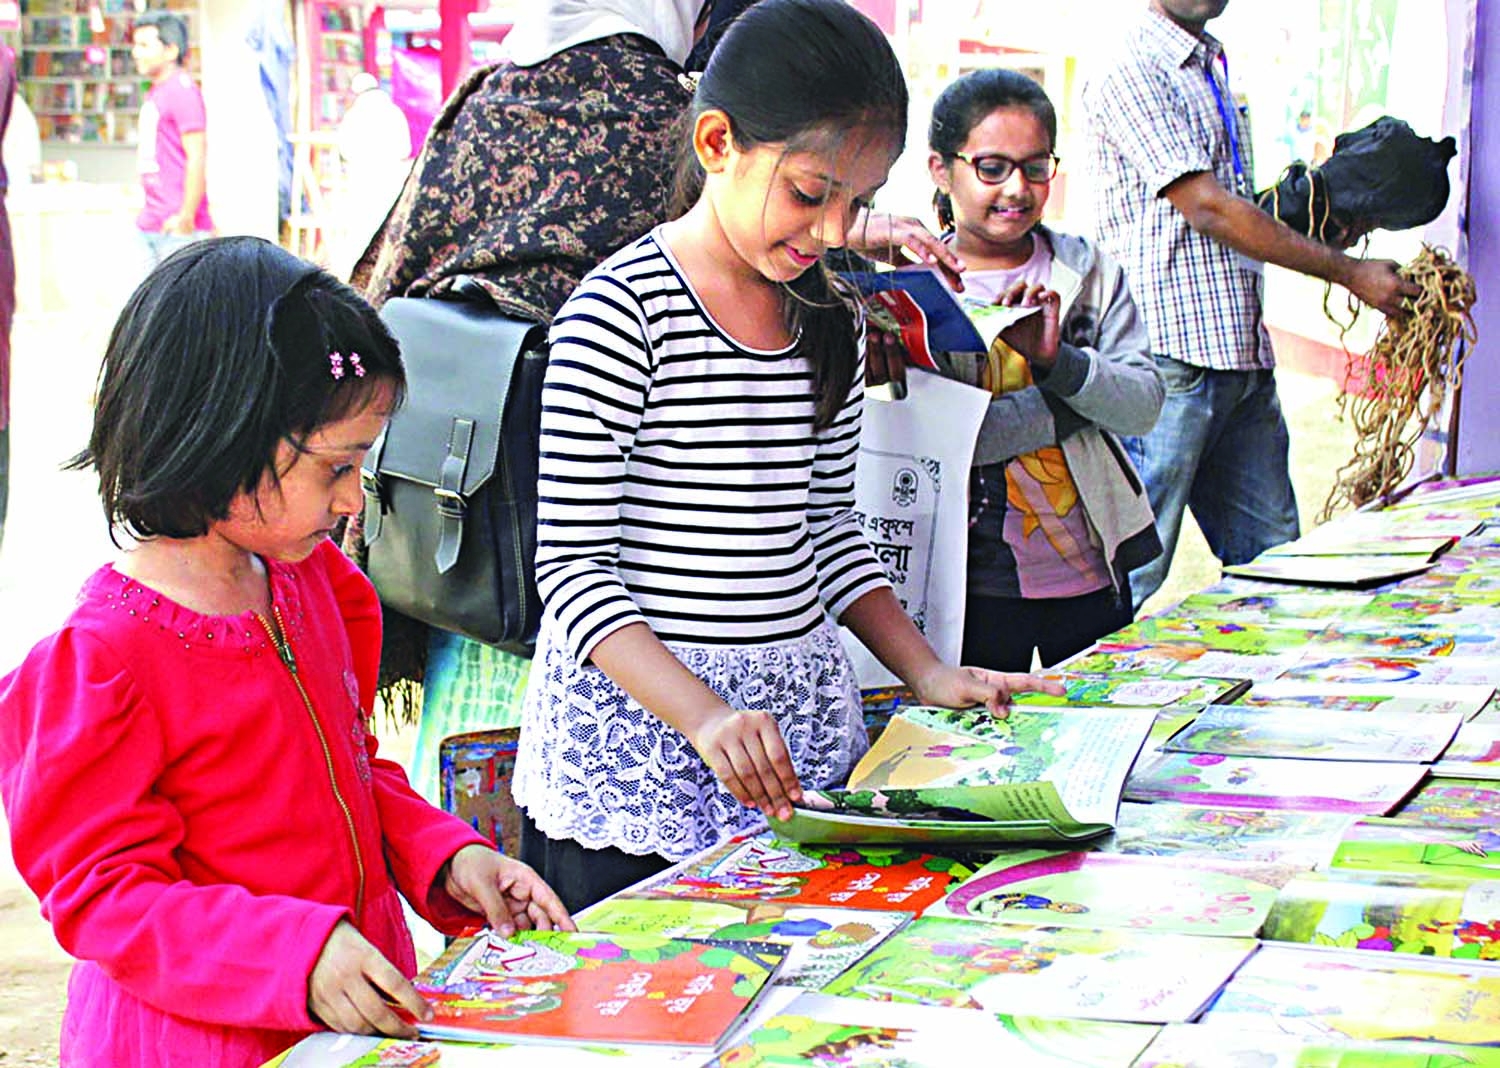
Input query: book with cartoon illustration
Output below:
<box><xmin>708</xmin><ymin>988</ymin><xmax>1160</xmax><ymax>1068</ymax></box>
<box><xmin>767</xmin><ymin>706</ymin><xmax>1156</xmax><ymax>847</ymax></box>
<box><xmin>1308</xmin><ymin>619</ymin><xmax>1500</xmax><ymax>659</ymax></box>
<box><xmin>928</xmin><ymin>848</ymin><xmax>1287</xmax><ymax>937</ymax></box>
<box><xmin>1136</xmin><ymin>1023</ymin><xmax>1500</xmax><ymax>1067</ymax></box>
<box><xmin>626</xmin><ymin>830</ymin><xmax>974</xmax><ymax>914</ymax></box>
<box><xmin>1060</xmin><ymin>640</ymin><xmax>1301</xmax><ymax>683</ymax></box>
<box><xmin>1161</xmin><ymin>705</ymin><xmax>1463</xmax><ymax>763</ymax></box>
<box><xmin>1277</xmin><ymin>655</ymin><xmax>1500</xmax><ymax>688</ymax></box>
<box><xmin>1262</xmin><ymin>870</ymin><xmax>1500</xmax><ymax>959</ymax></box>
<box><xmin>574</xmin><ymin>896</ymin><xmax>909</xmax><ymax>990</ymax></box>
<box><xmin>1124</xmin><ymin>752</ymin><xmax>1426</xmax><ymax>815</ymax></box>
<box><xmin>1432</xmin><ymin>721</ymin><xmax>1500</xmax><ymax>780</ymax></box>
<box><xmin>1234</xmin><ymin>680</ymin><xmax>1496</xmax><ymax>719</ymax></box>
<box><xmin>1394</xmin><ymin>778</ymin><xmax>1500</xmax><ymax>829</ymax></box>
<box><xmin>1171</xmin><ymin>588</ymin><xmax>1376</xmax><ymax>626</ymax></box>
<box><xmin>1101</xmin><ymin>803</ymin><xmax>1354</xmax><ymax>868</ymax></box>
<box><xmin>408</xmin><ymin>930</ymin><xmax>786</xmax><ymax>1052</ymax></box>
<box><xmin>1195</xmin><ymin>944</ymin><xmax>1500</xmax><ymax>1045</ymax></box>
<box><xmin>1010</xmin><ymin>671</ymin><xmax>1251</xmax><ymax>708</ymax></box>
<box><xmin>1100</xmin><ymin>618</ymin><xmax>1332</xmax><ymax>656</ymax></box>
<box><xmin>819</xmin><ymin>916</ymin><xmax>1257</xmax><ymax>1023</ymax></box>
<box><xmin>1330</xmin><ymin>817</ymin><xmax>1500</xmax><ymax>880</ymax></box>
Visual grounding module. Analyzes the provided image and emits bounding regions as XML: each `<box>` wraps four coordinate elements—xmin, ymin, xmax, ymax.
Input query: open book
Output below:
<box><xmin>767</xmin><ymin>705</ymin><xmax>1156</xmax><ymax>847</ymax></box>
<box><xmin>408</xmin><ymin>929</ymin><xmax>786</xmax><ymax>1054</ymax></box>
<box><xmin>839</xmin><ymin>265</ymin><xmax>1039</xmax><ymax>367</ymax></box>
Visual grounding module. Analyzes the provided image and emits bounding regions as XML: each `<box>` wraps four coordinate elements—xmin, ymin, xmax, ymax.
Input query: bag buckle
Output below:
<box><xmin>434</xmin><ymin>419</ymin><xmax>475</xmax><ymax>574</ymax></box>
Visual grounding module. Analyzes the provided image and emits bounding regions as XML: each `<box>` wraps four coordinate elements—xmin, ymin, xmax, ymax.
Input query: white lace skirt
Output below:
<box><xmin>512</xmin><ymin>618</ymin><xmax>867</xmax><ymax>860</ymax></box>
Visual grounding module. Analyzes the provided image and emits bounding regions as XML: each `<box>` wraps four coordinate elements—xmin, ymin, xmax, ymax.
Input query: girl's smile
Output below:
<box><xmin>931</xmin><ymin>106</ymin><xmax>1053</xmax><ymax>269</ymax></box>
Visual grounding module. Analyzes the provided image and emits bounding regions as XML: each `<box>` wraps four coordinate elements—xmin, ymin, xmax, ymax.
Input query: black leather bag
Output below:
<box><xmin>361</xmin><ymin>283</ymin><xmax>549</xmax><ymax>653</ymax></box>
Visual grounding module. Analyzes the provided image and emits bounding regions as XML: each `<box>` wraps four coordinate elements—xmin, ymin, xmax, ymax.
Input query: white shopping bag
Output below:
<box><xmin>841</xmin><ymin>367</ymin><xmax>989</xmax><ymax>688</ymax></box>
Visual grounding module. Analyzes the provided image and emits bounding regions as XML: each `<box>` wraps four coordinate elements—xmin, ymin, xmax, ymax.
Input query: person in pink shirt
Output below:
<box><xmin>0</xmin><ymin>236</ymin><xmax>573</xmax><ymax>1068</ymax></box>
<box><xmin>132</xmin><ymin>11</ymin><xmax>214</xmax><ymax>267</ymax></box>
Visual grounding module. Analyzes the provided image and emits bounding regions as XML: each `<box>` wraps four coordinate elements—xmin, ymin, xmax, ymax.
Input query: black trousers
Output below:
<box><xmin>961</xmin><ymin>583</ymin><xmax>1133</xmax><ymax>673</ymax></box>
<box><xmin>520</xmin><ymin>808</ymin><xmax>674</xmax><ymax>915</ymax></box>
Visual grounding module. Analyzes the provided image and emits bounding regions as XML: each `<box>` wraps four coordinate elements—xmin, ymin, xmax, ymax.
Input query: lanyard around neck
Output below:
<box><xmin>1202</xmin><ymin>50</ymin><xmax>1250</xmax><ymax>197</ymax></box>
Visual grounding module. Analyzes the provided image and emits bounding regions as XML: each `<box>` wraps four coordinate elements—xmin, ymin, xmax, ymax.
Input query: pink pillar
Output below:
<box><xmin>438</xmin><ymin>0</ymin><xmax>475</xmax><ymax>100</ymax></box>
<box><xmin>363</xmin><ymin>6</ymin><xmax>384</xmax><ymax>77</ymax></box>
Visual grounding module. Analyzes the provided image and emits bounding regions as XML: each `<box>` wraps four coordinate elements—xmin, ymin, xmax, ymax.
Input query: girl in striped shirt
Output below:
<box><xmin>512</xmin><ymin>0</ymin><xmax>1062</xmax><ymax>911</ymax></box>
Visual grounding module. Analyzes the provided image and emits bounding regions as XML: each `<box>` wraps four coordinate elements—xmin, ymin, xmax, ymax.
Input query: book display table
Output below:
<box><xmin>270</xmin><ymin>476</ymin><xmax>1500</xmax><ymax>1067</ymax></box>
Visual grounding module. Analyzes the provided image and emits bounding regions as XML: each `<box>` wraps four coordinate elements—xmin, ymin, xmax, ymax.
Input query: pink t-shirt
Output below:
<box><xmin>137</xmin><ymin>71</ymin><xmax>214</xmax><ymax>232</ymax></box>
<box><xmin>952</xmin><ymin>233</ymin><xmax>1112</xmax><ymax>600</ymax></box>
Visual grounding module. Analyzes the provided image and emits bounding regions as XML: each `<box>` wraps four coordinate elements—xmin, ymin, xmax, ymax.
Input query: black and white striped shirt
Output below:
<box><xmin>535</xmin><ymin>230</ymin><xmax>891</xmax><ymax>662</ymax></box>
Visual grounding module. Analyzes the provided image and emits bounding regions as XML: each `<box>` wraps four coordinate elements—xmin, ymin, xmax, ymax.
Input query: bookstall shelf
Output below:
<box><xmin>18</xmin><ymin>0</ymin><xmax>197</xmax><ymax>146</ymax></box>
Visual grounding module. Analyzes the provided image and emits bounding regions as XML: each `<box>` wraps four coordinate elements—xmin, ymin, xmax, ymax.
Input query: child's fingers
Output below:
<box><xmin>724</xmin><ymin>744</ymin><xmax>777</xmax><ymax>816</ymax></box>
<box><xmin>752</xmin><ymin>714</ymin><xmax>803</xmax><ymax>806</ymax></box>
<box><xmin>996</xmin><ymin>281</ymin><xmax>1027</xmax><ymax>306</ymax></box>
<box><xmin>365</xmin><ymin>957</ymin><xmax>432</xmax><ymax>1032</ymax></box>
<box><xmin>504</xmin><ymin>862</ymin><xmax>574</xmax><ymax>932</ymax></box>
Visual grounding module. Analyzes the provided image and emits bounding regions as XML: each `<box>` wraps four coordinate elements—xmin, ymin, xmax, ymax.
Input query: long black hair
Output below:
<box><xmin>74</xmin><ymin>236</ymin><xmax>405</xmax><ymax>543</ymax></box>
<box><xmin>929</xmin><ymin>69</ymin><xmax>1057</xmax><ymax>231</ymax></box>
<box><xmin>670</xmin><ymin>0</ymin><xmax>908</xmax><ymax>430</ymax></box>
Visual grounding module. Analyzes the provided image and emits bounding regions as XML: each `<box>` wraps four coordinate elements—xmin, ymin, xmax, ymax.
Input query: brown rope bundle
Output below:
<box><xmin>1319</xmin><ymin>245</ymin><xmax>1477</xmax><ymax>522</ymax></box>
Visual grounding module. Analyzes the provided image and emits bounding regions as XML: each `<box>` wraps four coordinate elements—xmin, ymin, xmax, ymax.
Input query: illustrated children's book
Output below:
<box><xmin>839</xmin><ymin>265</ymin><xmax>1038</xmax><ymax>366</ymax></box>
<box><xmin>1394</xmin><ymin>778</ymin><xmax>1500</xmax><ymax>830</ymax></box>
<box><xmin>1171</xmin><ymin>588</ymin><xmax>1375</xmax><ymax>626</ymax></box>
<box><xmin>1309</xmin><ymin>620</ymin><xmax>1500</xmax><ymax>659</ymax></box>
<box><xmin>1235</xmin><ymin>681</ymin><xmax>1496</xmax><ymax>719</ymax></box>
<box><xmin>1102</xmin><ymin>803</ymin><xmax>1353</xmax><ymax>868</ymax></box>
<box><xmin>1195</xmin><ymin>943</ymin><xmax>1500</xmax><ymax>1044</ymax></box>
<box><xmin>1161</xmin><ymin>705</ymin><xmax>1463</xmax><ymax>764</ymax></box>
<box><xmin>627</xmin><ymin>831</ymin><xmax>974</xmax><ymax>914</ymax></box>
<box><xmin>1221</xmin><ymin>554</ymin><xmax>1434</xmax><ymax>588</ymax></box>
<box><xmin>1262</xmin><ymin>871</ymin><xmax>1500</xmax><ymax>960</ymax></box>
<box><xmin>409</xmin><ymin>930</ymin><xmax>786</xmax><ymax>1052</ymax></box>
<box><xmin>574</xmin><ymin>895</ymin><xmax>908</xmax><ymax>990</ymax></box>
<box><xmin>1278</xmin><ymin>655</ymin><xmax>1500</xmax><ymax>688</ymax></box>
<box><xmin>928</xmin><ymin>847</ymin><xmax>1286</xmax><ymax>937</ymax></box>
<box><xmin>1431</xmin><ymin>722</ymin><xmax>1500</xmax><ymax>780</ymax></box>
<box><xmin>1061</xmin><ymin>640</ymin><xmax>1302</xmax><ymax>683</ymax></box>
<box><xmin>1100</xmin><ymin>618</ymin><xmax>1333</xmax><ymax>655</ymax></box>
<box><xmin>267</xmin><ymin>1036</ymin><xmax>446</xmax><ymax>1068</ymax></box>
<box><xmin>709</xmin><ymin>989</ymin><xmax>1160</xmax><ymax>1068</ymax></box>
<box><xmin>1330</xmin><ymin>817</ymin><xmax>1500</xmax><ymax>881</ymax></box>
<box><xmin>1124</xmin><ymin>752</ymin><xmax>1425</xmax><ymax>815</ymax></box>
<box><xmin>768</xmin><ymin>706</ymin><xmax>1155</xmax><ymax>847</ymax></box>
<box><xmin>1136</xmin><ymin>1023</ymin><xmax>1500</xmax><ymax>1067</ymax></box>
<box><xmin>1011</xmin><ymin>672</ymin><xmax>1251</xmax><ymax>708</ymax></box>
<box><xmin>820</xmin><ymin>916</ymin><xmax>1257</xmax><ymax>1024</ymax></box>
<box><xmin>1355</xmin><ymin>592</ymin><xmax>1500</xmax><ymax>631</ymax></box>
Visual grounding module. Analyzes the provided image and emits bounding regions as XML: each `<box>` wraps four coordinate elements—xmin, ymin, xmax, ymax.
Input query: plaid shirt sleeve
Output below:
<box><xmin>1089</xmin><ymin>55</ymin><xmax>1215</xmax><ymax>197</ymax></box>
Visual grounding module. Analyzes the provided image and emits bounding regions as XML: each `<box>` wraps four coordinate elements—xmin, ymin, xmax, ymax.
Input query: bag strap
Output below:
<box><xmin>435</xmin><ymin>418</ymin><xmax>476</xmax><ymax>574</ymax></box>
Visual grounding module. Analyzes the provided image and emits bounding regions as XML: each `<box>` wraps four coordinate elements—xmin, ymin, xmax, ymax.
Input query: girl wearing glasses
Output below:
<box><xmin>924</xmin><ymin>69</ymin><xmax>1166</xmax><ymax>671</ymax></box>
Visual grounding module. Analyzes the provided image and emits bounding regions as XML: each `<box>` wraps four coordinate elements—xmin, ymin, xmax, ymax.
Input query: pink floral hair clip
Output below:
<box><xmin>328</xmin><ymin>351</ymin><xmax>366</xmax><ymax>380</ymax></box>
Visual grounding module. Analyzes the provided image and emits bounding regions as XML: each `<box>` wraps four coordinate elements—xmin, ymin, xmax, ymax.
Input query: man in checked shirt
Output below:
<box><xmin>1082</xmin><ymin>0</ymin><xmax>1420</xmax><ymax>610</ymax></box>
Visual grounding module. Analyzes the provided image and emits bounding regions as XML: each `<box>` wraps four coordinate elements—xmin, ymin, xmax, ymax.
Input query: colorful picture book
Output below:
<box><xmin>1262</xmin><ymin>870</ymin><xmax>1500</xmax><ymax>959</ymax></box>
<box><xmin>710</xmin><ymin>989</ymin><xmax>1159</xmax><ymax>1068</ymax></box>
<box><xmin>1063</xmin><ymin>640</ymin><xmax>1302</xmax><ymax>683</ymax></box>
<box><xmin>1278</xmin><ymin>655</ymin><xmax>1500</xmax><ymax>688</ymax></box>
<box><xmin>1012</xmin><ymin>672</ymin><xmax>1251</xmax><ymax>708</ymax></box>
<box><xmin>574</xmin><ymin>896</ymin><xmax>908</xmax><ymax>990</ymax></box>
<box><xmin>820</xmin><ymin>916</ymin><xmax>1256</xmax><ymax>1023</ymax></box>
<box><xmin>1161</xmin><ymin>705</ymin><xmax>1463</xmax><ymax>763</ymax></box>
<box><xmin>1221</xmin><ymin>555</ymin><xmax>1435</xmax><ymax>588</ymax></box>
<box><xmin>1310</xmin><ymin>620</ymin><xmax>1500</xmax><ymax>659</ymax></box>
<box><xmin>1137</xmin><ymin>1023</ymin><xmax>1500</xmax><ymax>1067</ymax></box>
<box><xmin>410</xmin><ymin>930</ymin><xmax>785</xmax><ymax>1052</ymax></box>
<box><xmin>1235</xmin><ymin>681</ymin><xmax>1496</xmax><ymax>718</ymax></box>
<box><xmin>1431</xmin><ymin>722</ymin><xmax>1500</xmax><ymax>779</ymax></box>
<box><xmin>1330</xmin><ymin>817</ymin><xmax>1500</xmax><ymax>880</ymax></box>
<box><xmin>1102</xmin><ymin>803</ymin><xmax>1353</xmax><ymax>867</ymax></box>
<box><xmin>1102</xmin><ymin>618</ymin><xmax>1331</xmax><ymax>655</ymax></box>
<box><xmin>1124</xmin><ymin>752</ymin><xmax>1426</xmax><ymax>814</ymax></box>
<box><xmin>929</xmin><ymin>848</ymin><xmax>1284</xmax><ymax>936</ymax></box>
<box><xmin>1172</xmin><ymin>589</ymin><xmax>1375</xmax><ymax>625</ymax></box>
<box><xmin>1196</xmin><ymin>944</ymin><xmax>1500</xmax><ymax>1044</ymax></box>
<box><xmin>1395</xmin><ymin>778</ymin><xmax>1500</xmax><ymax>829</ymax></box>
<box><xmin>627</xmin><ymin>832</ymin><xmax>973</xmax><ymax>914</ymax></box>
<box><xmin>769</xmin><ymin>706</ymin><xmax>1154</xmax><ymax>846</ymax></box>
<box><xmin>839</xmin><ymin>265</ymin><xmax>1037</xmax><ymax>365</ymax></box>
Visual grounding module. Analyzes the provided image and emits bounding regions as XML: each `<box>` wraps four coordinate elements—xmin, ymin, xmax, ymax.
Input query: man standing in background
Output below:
<box><xmin>132</xmin><ymin>11</ymin><xmax>213</xmax><ymax>267</ymax></box>
<box><xmin>1083</xmin><ymin>0</ymin><xmax>1417</xmax><ymax>609</ymax></box>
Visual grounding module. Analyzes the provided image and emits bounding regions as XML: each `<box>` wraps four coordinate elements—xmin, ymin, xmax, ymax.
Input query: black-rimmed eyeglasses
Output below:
<box><xmin>949</xmin><ymin>152</ymin><xmax>1060</xmax><ymax>185</ymax></box>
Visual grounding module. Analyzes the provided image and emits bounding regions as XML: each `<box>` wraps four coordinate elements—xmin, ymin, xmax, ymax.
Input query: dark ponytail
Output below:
<box><xmin>671</xmin><ymin>0</ymin><xmax>908</xmax><ymax>430</ymax></box>
<box><xmin>929</xmin><ymin>69</ymin><xmax>1057</xmax><ymax>233</ymax></box>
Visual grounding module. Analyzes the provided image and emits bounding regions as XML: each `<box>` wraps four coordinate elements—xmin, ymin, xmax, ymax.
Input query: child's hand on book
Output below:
<box><xmin>995</xmin><ymin>283</ymin><xmax>1061</xmax><ymax>373</ymax></box>
<box><xmin>850</xmin><ymin>209</ymin><xmax>967</xmax><ymax>290</ymax></box>
<box><xmin>912</xmin><ymin>663</ymin><xmax>1067</xmax><ymax>715</ymax></box>
<box><xmin>308</xmin><ymin>919</ymin><xmax>431</xmax><ymax>1038</ymax></box>
<box><xmin>442</xmin><ymin>844</ymin><xmax>576</xmax><ymax>936</ymax></box>
<box><xmin>690</xmin><ymin>705</ymin><xmax>804</xmax><ymax>822</ymax></box>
